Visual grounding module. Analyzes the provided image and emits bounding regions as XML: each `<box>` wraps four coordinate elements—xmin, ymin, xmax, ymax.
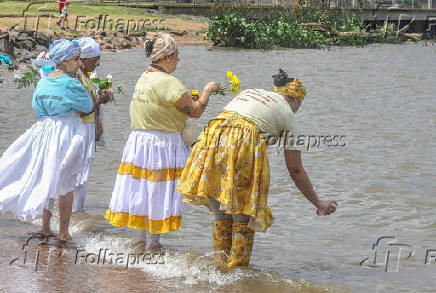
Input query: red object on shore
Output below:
<box><xmin>58</xmin><ymin>0</ymin><xmax>67</xmax><ymax>11</ymax></box>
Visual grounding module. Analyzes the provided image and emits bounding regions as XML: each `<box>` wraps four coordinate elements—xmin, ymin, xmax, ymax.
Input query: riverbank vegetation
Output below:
<box><xmin>206</xmin><ymin>5</ymin><xmax>404</xmax><ymax>49</ymax></box>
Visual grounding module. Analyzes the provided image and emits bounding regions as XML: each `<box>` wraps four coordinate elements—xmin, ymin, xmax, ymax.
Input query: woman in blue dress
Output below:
<box><xmin>0</xmin><ymin>39</ymin><xmax>95</xmax><ymax>242</ymax></box>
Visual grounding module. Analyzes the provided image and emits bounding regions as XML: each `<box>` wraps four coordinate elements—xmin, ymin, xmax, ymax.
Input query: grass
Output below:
<box><xmin>0</xmin><ymin>1</ymin><xmax>162</xmax><ymax>21</ymax></box>
<box><xmin>0</xmin><ymin>1</ymin><xmax>195</xmax><ymax>33</ymax></box>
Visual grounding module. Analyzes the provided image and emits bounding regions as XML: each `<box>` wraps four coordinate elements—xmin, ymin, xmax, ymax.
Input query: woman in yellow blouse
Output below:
<box><xmin>105</xmin><ymin>33</ymin><xmax>220</xmax><ymax>251</ymax></box>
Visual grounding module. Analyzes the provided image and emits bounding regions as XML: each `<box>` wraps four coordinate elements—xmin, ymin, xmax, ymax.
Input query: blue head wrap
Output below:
<box><xmin>48</xmin><ymin>39</ymin><xmax>81</xmax><ymax>65</ymax></box>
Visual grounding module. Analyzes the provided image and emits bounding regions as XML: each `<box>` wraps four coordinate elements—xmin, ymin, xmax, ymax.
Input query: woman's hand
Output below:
<box><xmin>315</xmin><ymin>200</ymin><xmax>338</xmax><ymax>216</ymax></box>
<box><xmin>98</xmin><ymin>89</ymin><xmax>113</xmax><ymax>105</ymax></box>
<box><xmin>204</xmin><ymin>82</ymin><xmax>220</xmax><ymax>94</ymax></box>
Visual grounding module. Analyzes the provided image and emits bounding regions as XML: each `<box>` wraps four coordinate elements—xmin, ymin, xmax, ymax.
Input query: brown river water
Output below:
<box><xmin>0</xmin><ymin>43</ymin><xmax>435</xmax><ymax>293</ymax></box>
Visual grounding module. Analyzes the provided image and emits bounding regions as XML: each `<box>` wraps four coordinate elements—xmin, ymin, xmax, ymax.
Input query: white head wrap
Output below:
<box><xmin>78</xmin><ymin>37</ymin><xmax>101</xmax><ymax>59</ymax></box>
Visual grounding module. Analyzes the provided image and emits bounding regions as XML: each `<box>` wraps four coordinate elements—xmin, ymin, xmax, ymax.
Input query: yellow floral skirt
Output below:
<box><xmin>176</xmin><ymin>111</ymin><xmax>273</xmax><ymax>232</ymax></box>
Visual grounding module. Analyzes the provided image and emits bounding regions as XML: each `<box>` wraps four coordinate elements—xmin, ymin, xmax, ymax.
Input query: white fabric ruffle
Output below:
<box><xmin>0</xmin><ymin>112</ymin><xmax>87</xmax><ymax>221</ymax></box>
<box><xmin>107</xmin><ymin>130</ymin><xmax>190</xmax><ymax>231</ymax></box>
<box><xmin>73</xmin><ymin>123</ymin><xmax>95</xmax><ymax>212</ymax></box>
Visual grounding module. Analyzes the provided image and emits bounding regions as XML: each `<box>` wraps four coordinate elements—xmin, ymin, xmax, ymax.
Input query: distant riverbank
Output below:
<box><xmin>0</xmin><ymin>0</ymin><xmax>210</xmax><ymax>64</ymax></box>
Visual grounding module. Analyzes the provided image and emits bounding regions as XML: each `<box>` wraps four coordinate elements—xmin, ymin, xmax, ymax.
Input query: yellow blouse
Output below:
<box><xmin>130</xmin><ymin>71</ymin><xmax>188</xmax><ymax>132</ymax></box>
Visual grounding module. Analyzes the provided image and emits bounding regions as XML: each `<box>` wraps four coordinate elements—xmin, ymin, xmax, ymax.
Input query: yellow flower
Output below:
<box><xmin>227</xmin><ymin>71</ymin><xmax>241</xmax><ymax>94</ymax></box>
<box><xmin>231</xmin><ymin>75</ymin><xmax>240</xmax><ymax>94</ymax></box>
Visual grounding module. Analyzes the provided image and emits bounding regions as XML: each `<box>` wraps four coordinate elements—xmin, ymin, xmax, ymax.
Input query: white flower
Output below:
<box><xmin>106</xmin><ymin>74</ymin><xmax>112</xmax><ymax>80</ymax></box>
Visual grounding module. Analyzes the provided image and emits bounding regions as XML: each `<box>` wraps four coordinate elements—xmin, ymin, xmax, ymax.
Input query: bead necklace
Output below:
<box><xmin>148</xmin><ymin>63</ymin><xmax>168</xmax><ymax>74</ymax></box>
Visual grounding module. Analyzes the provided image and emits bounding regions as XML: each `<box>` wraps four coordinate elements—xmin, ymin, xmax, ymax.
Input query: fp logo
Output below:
<box><xmin>360</xmin><ymin>236</ymin><xmax>414</xmax><ymax>272</ymax></box>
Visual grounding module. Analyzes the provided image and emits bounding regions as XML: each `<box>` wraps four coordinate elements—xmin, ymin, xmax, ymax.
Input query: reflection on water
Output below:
<box><xmin>0</xmin><ymin>43</ymin><xmax>435</xmax><ymax>292</ymax></box>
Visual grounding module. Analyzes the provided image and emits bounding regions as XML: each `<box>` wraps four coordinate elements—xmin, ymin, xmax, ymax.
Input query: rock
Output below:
<box><xmin>20</xmin><ymin>40</ymin><xmax>34</xmax><ymax>51</ymax></box>
<box><xmin>170</xmin><ymin>30</ymin><xmax>187</xmax><ymax>36</ymax></box>
<box><xmin>34</xmin><ymin>44</ymin><xmax>48</xmax><ymax>53</ymax></box>
<box><xmin>134</xmin><ymin>37</ymin><xmax>141</xmax><ymax>44</ymax></box>
<box><xmin>15</xmin><ymin>48</ymin><xmax>41</xmax><ymax>63</ymax></box>
<box><xmin>103</xmin><ymin>44</ymin><xmax>115</xmax><ymax>49</ymax></box>
<box><xmin>36</xmin><ymin>35</ymin><xmax>51</xmax><ymax>48</ymax></box>
<box><xmin>121</xmin><ymin>42</ymin><xmax>131</xmax><ymax>49</ymax></box>
<box><xmin>122</xmin><ymin>35</ymin><xmax>131</xmax><ymax>41</ymax></box>
<box><xmin>0</xmin><ymin>37</ymin><xmax>14</xmax><ymax>57</ymax></box>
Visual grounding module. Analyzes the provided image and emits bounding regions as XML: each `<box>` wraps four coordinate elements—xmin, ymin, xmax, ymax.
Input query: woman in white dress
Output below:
<box><xmin>0</xmin><ymin>39</ymin><xmax>95</xmax><ymax>241</ymax></box>
<box><xmin>105</xmin><ymin>33</ymin><xmax>220</xmax><ymax>251</ymax></box>
<box><xmin>73</xmin><ymin>37</ymin><xmax>111</xmax><ymax>212</ymax></box>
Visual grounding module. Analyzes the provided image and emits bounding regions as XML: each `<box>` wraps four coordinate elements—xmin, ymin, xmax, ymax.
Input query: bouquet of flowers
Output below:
<box><xmin>183</xmin><ymin>71</ymin><xmax>241</xmax><ymax>147</ymax></box>
<box><xmin>215</xmin><ymin>71</ymin><xmax>241</xmax><ymax>95</ymax></box>
<box><xmin>91</xmin><ymin>74</ymin><xmax>124</xmax><ymax>105</ymax></box>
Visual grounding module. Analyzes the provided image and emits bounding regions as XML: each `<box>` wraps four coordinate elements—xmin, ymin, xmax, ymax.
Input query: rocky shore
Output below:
<box><xmin>0</xmin><ymin>27</ymin><xmax>208</xmax><ymax>69</ymax></box>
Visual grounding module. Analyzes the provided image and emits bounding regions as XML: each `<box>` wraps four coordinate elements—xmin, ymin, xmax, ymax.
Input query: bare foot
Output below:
<box><xmin>56</xmin><ymin>233</ymin><xmax>72</xmax><ymax>242</ymax></box>
<box><xmin>37</xmin><ymin>229</ymin><xmax>56</xmax><ymax>237</ymax></box>
<box><xmin>132</xmin><ymin>240</ymin><xmax>147</xmax><ymax>254</ymax></box>
<box><xmin>215</xmin><ymin>261</ymin><xmax>230</xmax><ymax>273</ymax></box>
<box><xmin>146</xmin><ymin>244</ymin><xmax>166</xmax><ymax>255</ymax></box>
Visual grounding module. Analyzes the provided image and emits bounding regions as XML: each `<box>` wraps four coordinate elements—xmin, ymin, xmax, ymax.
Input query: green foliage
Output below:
<box><xmin>207</xmin><ymin>6</ymin><xmax>402</xmax><ymax>49</ymax></box>
<box><xmin>91</xmin><ymin>77</ymin><xmax>113</xmax><ymax>90</ymax></box>
<box><xmin>91</xmin><ymin>77</ymin><xmax>124</xmax><ymax>105</ymax></box>
<box><xmin>17</xmin><ymin>66</ymin><xmax>40</xmax><ymax>89</ymax></box>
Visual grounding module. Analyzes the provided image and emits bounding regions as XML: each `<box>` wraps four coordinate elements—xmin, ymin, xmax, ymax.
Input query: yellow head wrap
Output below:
<box><xmin>273</xmin><ymin>78</ymin><xmax>306</xmax><ymax>101</ymax></box>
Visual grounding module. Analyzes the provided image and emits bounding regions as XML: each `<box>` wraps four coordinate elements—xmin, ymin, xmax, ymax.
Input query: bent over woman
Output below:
<box><xmin>177</xmin><ymin>69</ymin><xmax>337</xmax><ymax>268</ymax></box>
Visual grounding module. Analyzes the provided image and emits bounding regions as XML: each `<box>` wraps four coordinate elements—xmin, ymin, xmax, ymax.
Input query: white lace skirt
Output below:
<box><xmin>0</xmin><ymin>112</ymin><xmax>87</xmax><ymax>221</ymax></box>
<box><xmin>105</xmin><ymin>130</ymin><xmax>190</xmax><ymax>234</ymax></box>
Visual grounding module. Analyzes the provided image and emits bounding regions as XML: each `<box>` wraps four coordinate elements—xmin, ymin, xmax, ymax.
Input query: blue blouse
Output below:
<box><xmin>32</xmin><ymin>74</ymin><xmax>93</xmax><ymax>118</ymax></box>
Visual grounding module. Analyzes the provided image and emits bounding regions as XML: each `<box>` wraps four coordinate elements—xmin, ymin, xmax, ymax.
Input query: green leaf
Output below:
<box><xmin>91</xmin><ymin>78</ymin><xmax>101</xmax><ymax>84</ymax></box>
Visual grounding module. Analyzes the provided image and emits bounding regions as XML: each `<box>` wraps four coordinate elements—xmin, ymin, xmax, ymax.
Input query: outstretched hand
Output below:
<box><xmin>98</xmin><ymin>89</ymin><xmax>113</xmax><ymax>104</ymax></box>
<box><xmin>316</xmin><ymin>200</ymin><xmax>337</xmax><ymax>216</ymax></box>
<box><xmin>204</xmin><ymin>82</ymin><xmax>220</xmax><ymax>94</ymax></box>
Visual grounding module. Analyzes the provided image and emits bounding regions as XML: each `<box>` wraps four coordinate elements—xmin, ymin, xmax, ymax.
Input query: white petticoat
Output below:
<box><xmin>73</xmin><ymin>123</ymin><xmax>95</xmax><ymax>212</ymax></box>
<box><xmin>0</xmin><ymin>112</ymin><xmax>87</xmax><ymax>221</ymax></box>
<box><xmin>105</xmin><ymin>130</ymin><xmax>190</xmax><ymax>234</ymax></box>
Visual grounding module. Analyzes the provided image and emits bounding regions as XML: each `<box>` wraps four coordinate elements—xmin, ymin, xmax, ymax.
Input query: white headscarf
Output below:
<box><xmin>78</xmin><ymin>37</ymin><xmax>101</xmax><ymax>59</ymax></box>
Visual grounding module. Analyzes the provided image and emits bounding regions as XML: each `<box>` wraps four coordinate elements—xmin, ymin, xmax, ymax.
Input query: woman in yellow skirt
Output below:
<box><xmin>177</xmin><ymin>69</ymin><xmax>337</xmax><ymax>268</ymax></box>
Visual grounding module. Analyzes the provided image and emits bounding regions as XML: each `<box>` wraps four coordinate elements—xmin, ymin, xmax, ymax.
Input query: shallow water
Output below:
<box><xmin>1</xmin><ymin>43</ymin><xmax>435</xmax><ymax>292</ymax></box>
